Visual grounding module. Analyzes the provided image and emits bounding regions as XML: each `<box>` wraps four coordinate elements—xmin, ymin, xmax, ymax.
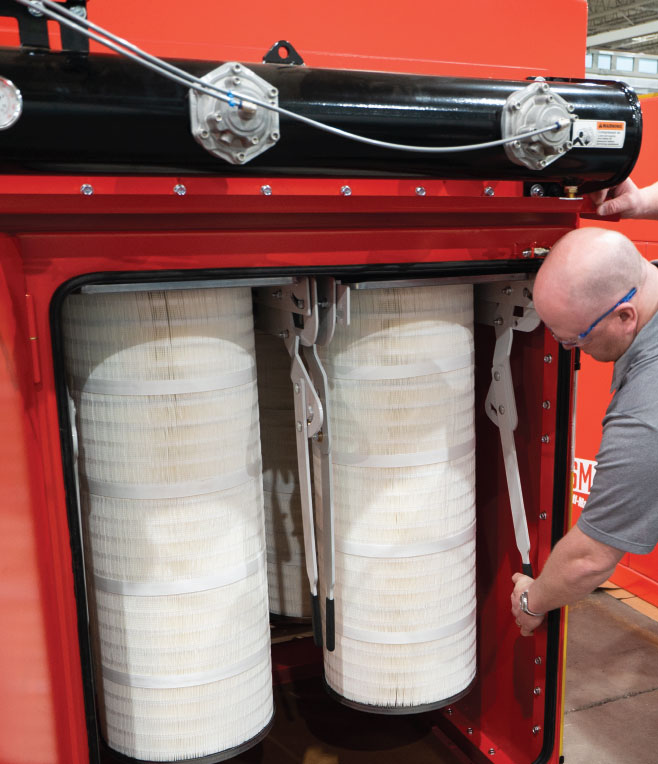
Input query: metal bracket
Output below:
<box><xmin>254</xmin><ymin>277</ymin><xmax>338</xmax><ymax>647</ymax></box>
<box><xmin>477</xmin><ymin>280</ymin><xmax>540</xmax><ymax>576</ymax></box>
<box><xmin>0</xmin><ymin>0</ymin><xmax>89</xmax><ymax>51</ymax></box>
<box><xmin>262</xmin><ymin>39</ymin><xmax>305</xmax><ymax>66</ymax></box>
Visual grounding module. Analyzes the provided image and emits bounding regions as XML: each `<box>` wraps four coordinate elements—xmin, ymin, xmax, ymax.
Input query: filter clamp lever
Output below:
<box><xmin>477</xmin><ymin>280</ymin><xmax>540</xmax><ymax>577</ymax></box>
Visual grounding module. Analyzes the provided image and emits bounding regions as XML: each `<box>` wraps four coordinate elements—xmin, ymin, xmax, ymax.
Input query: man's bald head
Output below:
<box><xmin>534</xmin><ymin>228</ymin><xmax>644</xmax><ymax>324</ymax></box>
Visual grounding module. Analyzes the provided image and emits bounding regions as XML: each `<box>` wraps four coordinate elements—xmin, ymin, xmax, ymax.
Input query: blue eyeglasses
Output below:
<box><xmin>550</xmin><ymin>286</ymin><xmax>637</xmax><ymax>348</ymax></box>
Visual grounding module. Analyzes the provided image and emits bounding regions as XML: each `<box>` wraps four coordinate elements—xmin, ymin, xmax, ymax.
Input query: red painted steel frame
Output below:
<box><xmin>1</xmin><ymin>184</ymin><xmax>576</xmax><ymax>764</ymax></box>
<box><xmin>577</xmin><ymin>97</ymin><xmax>658</xmax><ymax>607</ymax></box>
<box><xmin>0</xmin><ymin>1</ymin><xmax>588</xmax><ymax>762</ymax></box>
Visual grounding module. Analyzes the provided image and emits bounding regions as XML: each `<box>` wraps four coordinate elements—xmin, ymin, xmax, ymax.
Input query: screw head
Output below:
<box><xmin>296</xmin><ymin>421</ymin><xmax>303</xmax><ymax>432</ymax></box>
<box><xmin>530</xmin><ymin>184</ymin><xmax>545</xmax><ymax>198</ymax></box>
<box><xmin>542</xmin><ymin>400</ymin><xmax>551</xmax><ymax>409</ymax></box>
<box><xmin>493</xmin><ymin>316</ymin><xmax>504</xmax><ymax>326</ymax></box>
<box><xmin>543</xmin><ymin>354</ymin><xmax>553</xmax><ymax>363</ymax></box>
<box><xmin>80</xmin><ymin>184</ymin><xmax>94</xmax><ymax>196</ymax></box>
<box><xmin>270</xmin><ymin>131</ymin><xmax>280</xmax><ymax>141</ymax></box>
<box><xmin>28</xmin><ymin>5</ymin><xmax>44</xmax><ymax>16</ymax></box>
<box><xmin>261</xmin><ymin>185</ymin><xmax>273</xmax><ymax>196</ymax></box>
<box><xmin>484</xmin><ymin>186</ymin><xmax>495</xmax><ymax>196</ymax></box>
<box><xmin>341</xmin><ymin>185</ymin><xmax>352</xmax><ymax>196</ymax></box>
<box><xmin>236</xmin><ymin>152</ymin><xmax>246</xmax><ymax>162</ymax></box>
<box><xmin>294</xmin><ymin>383</ymin><xmax>300</xmax><ymax>394</ymax></box>
<box><xmin>493</xmin><ymin>371</ymin><xmax>501</xmax><ymax>381</ymax></box>
<box><xmin>535</xmin><ymin>656</ymin><xmax>542</xmax><ymax>665</ymax></box>
<box><xmin>539</xmin><ymin>512</ymin><xmax>548</xmax><ymax>520</ymax></box>
<box><xmin>532</xmin><ymin>725</ymin><xmax>542</xmax><ymax>735</ymax></box>
<box><xmin>534</xmin><ymin>687</ymin><xmax>542</xmax><ymax>696</ymax></box>
<box><xmin>415</xmin><ymin>186</ymin><xmax>426</xmax><ymax>196</ymax></box>
<box><xmin>541</xmin><ymin>435</ymin><xmax>550</xmax><ymax>444</ymax></box>
<box><xmin>489</xmin><ymin>748</ymin><xmax>496</xmax><ymax>756</ymax></box>
<box><xmin>502</xmin><ymin>286</ymin><xmax>513</xmax><ymax>296</ymax></box>
<box><xmin>446</xmin><ymin>707</ymin><xmax>453</xmax><ymax>715</ymax></box>
<box><xmin>498</xmin><ymin>405</ymin><xmax>506</xmax><ymax>415</ymax></box>
<box><xmin>467</xmin><ymin>728</ymin><xmax>473</xmax><ymax>735</ymax></box>
<box><xmin>173</xmin><ymin>184</ymin><xmax>187</xmax><ymax>196</ymax></box>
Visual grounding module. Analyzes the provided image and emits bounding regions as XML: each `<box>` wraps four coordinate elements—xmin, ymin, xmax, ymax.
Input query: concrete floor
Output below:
<box><xmin>563</xmin><ymin>589</ymin><xmax>658</xmax><ymax>764</ymax></box>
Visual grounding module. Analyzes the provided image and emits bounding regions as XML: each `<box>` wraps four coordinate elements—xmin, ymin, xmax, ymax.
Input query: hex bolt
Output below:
<box><xmin>542</xmin><ymin>400</ymin><xmax>551</xmax><ymax>409</ymax></box>
<box><xmin>173</xmin><ymin>184</ymin><xmax>187</xmax><ymax>196</ymax></box>
<box><xmin>532</xmin><ymin>726</ymin><xmax>542</xmax><ymax>735</ymax></box>
<box><xmin>530</xmin><ymin>184</ymin><xmax>545</xmax><ymax>198</ymax></box>
<box><xmin>544</xmin><ymin>354</ymin><xmax>553</xmax><ymax>363</ymax></box>
<box><xmin>415</xmin><ymin>186</ymin><xmax>427</xmax><ymax>196</ymax></box>
<box><xmin>541</xmin><ymin>435</ymin><xmax>550</xmax><ymax>444</ymax></box>
<box><xmin>535</xmin><ymin>657</ymin><xmax>542</xmax><ymax>665</ymax></box>
<box><xmin>341</xmin><ymin>185</ymin><xmax>352</xmax><ymax>196</ymax></box>
<box><xmin>534</xmin><ymin>687</ymin><xmax>542</xmax><ymax>696</ymax></box>
<box><xmin>539</xmin><ymin>512</ymin><xmax>548</xmax><ymax>520</ymax></box>
<box><xmin>28</xmin><ymin>5</ymin><xmax>44</xmax><ymax>16</ymax></box>
<box><xmin>70</xmin><ymin>5</ymin><xmax>87</xmax><ymax>18</ymax></box>
<box><xmin>261</xmin><ymin>185</ymin><xmax>273</xmax><ymax>196</ymax></box>
<box><xmin>80</xmin><ymin>184</ymin><xmax>94</xmax><ymax>196</ymax></box>
<box><xmin>484</xmin><ymin>186</ymin><xmax>495</xmax><ymax>196</ymax></box>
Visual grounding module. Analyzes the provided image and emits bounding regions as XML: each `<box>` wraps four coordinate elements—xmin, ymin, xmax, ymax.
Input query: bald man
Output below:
<box><xmin>511</xmin><ymin>227</ymin><xmax>658</xmax><ymax>637</ymax></box>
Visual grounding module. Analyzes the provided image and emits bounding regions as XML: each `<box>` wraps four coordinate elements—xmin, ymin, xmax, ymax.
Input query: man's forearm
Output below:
<box><xmin>526</xmin><ymin>526</ymin><xmax>623</xmax><ymax>615</ymax></box>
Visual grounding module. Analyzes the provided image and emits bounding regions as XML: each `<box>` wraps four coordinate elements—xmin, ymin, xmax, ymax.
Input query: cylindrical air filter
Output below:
<box><xmin>62</xmin><ymin>287</ymin><xmax>273</xmax><ymax>762</ymax></box>
<box><xmin>317</xmin><ymin>285</ymin><xmax>476</xmax><ymax>712</ymax></box>
<box><xmin>255</xmin><ymin>331</ymin><xmax>310</xmax><ymax>619</ymax></box>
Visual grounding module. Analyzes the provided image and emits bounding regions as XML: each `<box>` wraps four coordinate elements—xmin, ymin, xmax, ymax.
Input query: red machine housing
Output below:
<box><xmin>0</xmin><ymin>2</ymin><xmax>593</xmax><ymax>763</ymax></box>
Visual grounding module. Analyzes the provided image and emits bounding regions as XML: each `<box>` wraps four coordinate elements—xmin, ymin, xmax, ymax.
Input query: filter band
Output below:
<box><xmin>94</xmin><ymin>553</ymin><xmax>264</xmax><ymax>596</ymax></box>
<box><xmin>73</xmin><ymin>366</ymin><xmax>256</xmax><ymax>396</ymax></box>
<box><xmin>101</xmin><ymin>644</ymin><xmax>271</xmax><ymax>689</ymax></box>
<box><xmin>336</xmin><ymin>521</ymin><xmax>475</xmax><ymax>559</ymax></box>
<box><xmin>340</xmin><ymin>608</ymin><xmax>476</xmax><ymax>645</ymax></box>
<box><xmin>84</xmin><ymin>466</ymin><xmax>258</xmax><ymax>499</ymax></box>
<box><xmin>323</xmin><ymin>351</ymin><xmax>473</xmax><ymax>381</ymax></box>
<box><xmin>332</xmin><ymin>437</ymin><xmax>475</xmax><ymax>468</ymax></box>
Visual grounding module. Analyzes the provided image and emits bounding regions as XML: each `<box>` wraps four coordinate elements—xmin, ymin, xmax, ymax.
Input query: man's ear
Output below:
<box><xmin>618</xmin><ymin>305</ymin><xmax>638</xmax><ymax>327</ymax></box>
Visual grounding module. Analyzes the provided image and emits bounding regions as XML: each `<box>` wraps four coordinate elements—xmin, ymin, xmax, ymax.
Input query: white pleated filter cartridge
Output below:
<box><xmin>317</xmin><ymin>285</ymin><xmax>476</xmax><ymax>711</ymax></box>
<box><xmin>255</xmin><ymin>331</ymin><xmax>311</xmax><ymax>619</ymax></box>
<box><xmin>62</xmin><ymin>287</ymin><xmax>273</xmax><ymax>761</ymax></box>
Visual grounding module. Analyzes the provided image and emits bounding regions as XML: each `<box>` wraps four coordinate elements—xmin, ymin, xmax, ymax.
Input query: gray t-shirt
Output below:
<box><xmin>577</xmin><ymin>303</ymin><xmax>658</xmax><ymax>554</ymax></box>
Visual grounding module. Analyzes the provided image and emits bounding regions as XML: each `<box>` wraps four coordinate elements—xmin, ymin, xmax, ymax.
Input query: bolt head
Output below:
<box><xmin>415</xmin><ymin>186</ymin><xmax>426</xmax><ymax>196</ymax></box>
<box><xmin>489</xmin><ymin>748</ymin><xmax>496</xmax><ymax>756</ymax></box>
<box><xmin>530</xmin><ymin>184</ymin><xmax>545</xmax><ymax>198</ymax></box>
<box><xmin>539</xmin><ymin>512</ymin><xmax>548</xmax><ymax>520</ymax></box>
<box><xmin>532</xmin><ymin>726</ymin><xmax>542</xmax><ymax>735</ymax></box>
<box><xmin>467</xmin><ymin>728</ymin><xmax>473</xmax><ymax>735</ymax></box>
<box><xmin>535</xmin><ymin>656</ymin><xmax>542</xmax><ymax>665</ymax></box>
<box><xmin>484</xmin><ymin>186</ymin><xmax>495</xmax><ymax>196</ymax></box>
<box><xmin>294</xmin><ymin>383</ymin><xmax>300</xmax><ymax>394</ymax></box>
<box><xmin>261</xmin><ymin>185</ymin><xmax>273</xmax><ymax>196</ymax></box>
<box><xmin>542</xmin><ymin>400</ymin><xmax>551</xmax><ymax>409</ymax></box>
<box><xmin>498</xmin><ymin>405</ymin><xmax>506</xmax><ymax>415</ymax></box>
<box><xmin>543</xmin><ymin>354</ymin><xmax>552</xmax><ymax>363</ymax></box>
<box><xmin>80</xmin><ymin>184</ymin><xmax>94</xmax><ymax>196</ymax></box>
<box><xmin>341</xmin><ymin>185</ymin><xmax>352</xmax><ymax>196</ymax></box>
<box><xmin>534</xmin><ymin>687</ymin><xmax>542</xmax><ymax>696</ymax></box>
<box><xmin>493</xmin><ymin>371</ymin><xmax>501</xmax><ymax>381</ymax></box>
<box><xmin>173</xmin><ymin>184</ymin><xmax>187</xmax><ymax>196</ymax></box>
<box><xmin>541</xmin><ymin>435</ymin><xmax>550</xmax><ymax>444</ymax></box>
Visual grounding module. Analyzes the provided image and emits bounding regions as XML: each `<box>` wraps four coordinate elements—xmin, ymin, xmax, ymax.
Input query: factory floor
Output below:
<box><xmin>562</xmin><ymin>586</ymin><xmax>658</xmax><ymax>764</ymax></box>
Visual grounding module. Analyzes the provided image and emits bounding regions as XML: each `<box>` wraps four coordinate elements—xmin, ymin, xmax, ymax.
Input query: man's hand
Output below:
<box><xmin>510</xmin><ymin>572</ymin><xmax>545</xmax><ymax>637</ymax></box>
<box><xmin>590</xmin><ymin>178</ymin><xmax>658</xmax><ymax>219</ymax></box>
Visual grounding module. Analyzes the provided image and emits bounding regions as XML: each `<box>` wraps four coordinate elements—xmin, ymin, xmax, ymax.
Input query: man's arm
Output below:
<box><xmin>590</xmin><ymin>178</ymin><xmax>658</xmax><ymax>219</ymax></box>
<box><xmin>510</xmin><ymin>525</ymin><xmax>624</xmax><ymax>637</ymax></box>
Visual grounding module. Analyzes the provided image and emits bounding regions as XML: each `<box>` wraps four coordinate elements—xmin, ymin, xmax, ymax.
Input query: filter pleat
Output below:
<box><xmin>63</xmin><ymin>288</ymin><xmax>273</xmax><ymax>761</ymax></box>
<box><xmin>317</xmin><ymin>285</ymin><xmax>476</xmax><ymax>711</ymax></box>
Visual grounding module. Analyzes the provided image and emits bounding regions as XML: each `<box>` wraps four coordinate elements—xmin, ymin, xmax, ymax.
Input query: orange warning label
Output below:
<box><xmin>597</xmin><ymin>121</ymin><xmax>625</xmax><ymax>130</ymax></box>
